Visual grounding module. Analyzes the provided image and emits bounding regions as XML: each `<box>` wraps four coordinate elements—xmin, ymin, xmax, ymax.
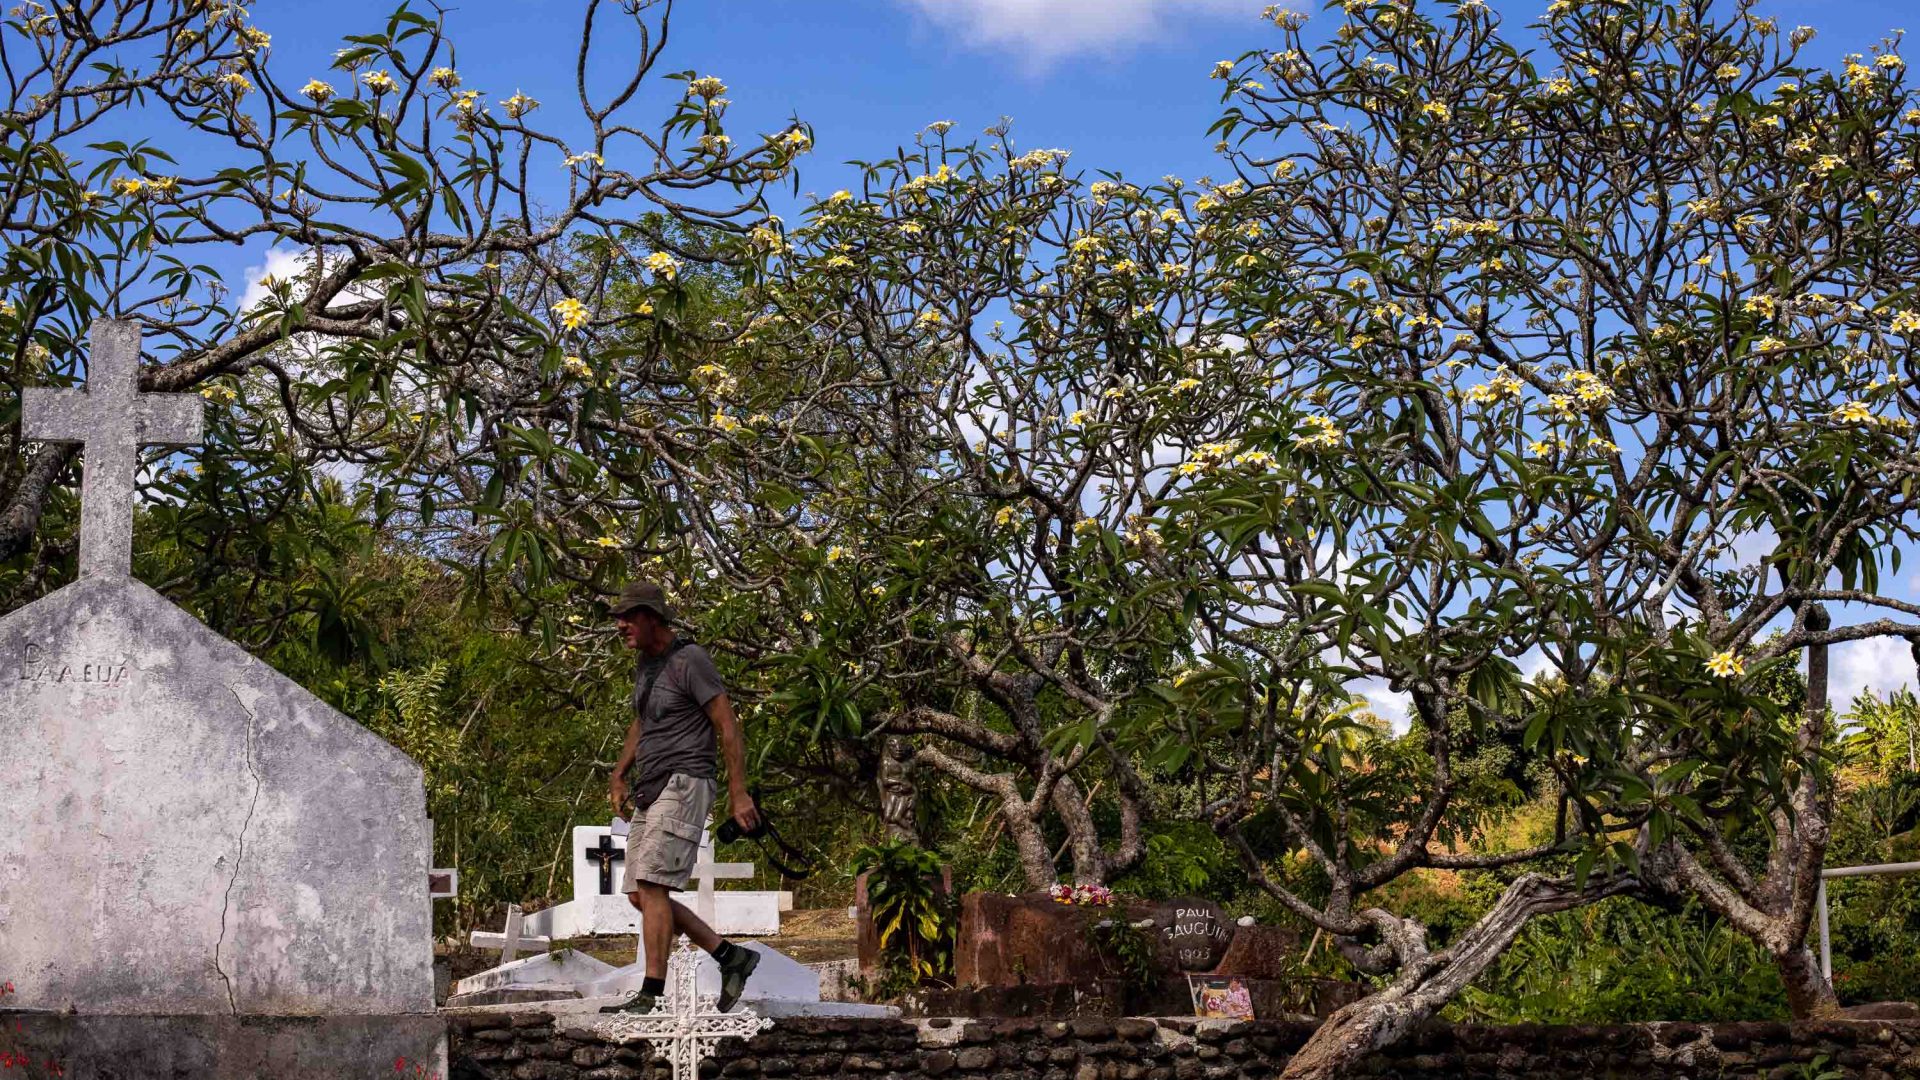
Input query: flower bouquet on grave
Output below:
<box><xmin>1048</xmin><ymin>882</ymin><xmax>1114</xmax><ymax>906</ymax></box>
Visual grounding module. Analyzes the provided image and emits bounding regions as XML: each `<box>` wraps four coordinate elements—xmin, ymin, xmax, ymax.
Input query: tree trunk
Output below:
<box><xmin>1281</xmin><ymin>872</ymin><xmax>1629</xmax><ymax>1080</ymax></box>
<box><xmin>1050</xmin><ymin>778</ymin><xmax>1106</xmax><ymax>886</ymax></box>
<box><xmin>1281</xmin><ymin>992</ymin><xmax>1432</xmax><ymax>1080</ymax></box>
<box><xmin>1776</xmin><ymin>943</ymin><xmax>1841</xmax><ymax>1018</ymax></box>
<box><xmin>1005</xmin><ymin>803</ymin><xmax>1057</xmax><ymax>889</ymax></box>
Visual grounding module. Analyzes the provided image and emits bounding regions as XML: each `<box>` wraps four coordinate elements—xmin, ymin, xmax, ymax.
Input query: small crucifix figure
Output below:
<box><xmin>586</xmin><ymin>833</ymin><xmax>626</xmax><ymax>895</ymax></box>
<box><xmin>21</xmin><ymin>319</ymin><xmax>204</xmax><ymax>579</ymax></box>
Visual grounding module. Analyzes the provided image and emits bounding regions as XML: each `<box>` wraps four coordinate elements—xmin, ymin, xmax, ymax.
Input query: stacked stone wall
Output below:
<box><xmin>449</xmin><ymin>1011</ymin><xmax>1920</xmax><ymax>1079</ymax></box>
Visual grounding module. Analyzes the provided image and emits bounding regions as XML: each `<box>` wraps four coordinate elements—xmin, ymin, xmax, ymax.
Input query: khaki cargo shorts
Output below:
<box><xmin>622</xmin><ymin>772</ymin><xmax>717</xmax><ymax>893</ymax></box>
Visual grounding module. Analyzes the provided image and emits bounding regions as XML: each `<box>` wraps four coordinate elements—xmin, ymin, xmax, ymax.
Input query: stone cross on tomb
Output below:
<box><xmin>600</xmin><ymin>939</ymin><xmax>771</xmax><ymax>1080</ymax></box>
<box><xmin>585</xmin><ymin>834</ymin><xmax>625</xmax><ymax>895</ymax></box>
<box><xmin>470</xmin><ymin>903</ymin><xmax>551</xmax><ymax>965</ymax></box>
<box><xmin>21</xmin><ymin>319</ymin><xmax>203</xmax><ymax>578</ymax></box>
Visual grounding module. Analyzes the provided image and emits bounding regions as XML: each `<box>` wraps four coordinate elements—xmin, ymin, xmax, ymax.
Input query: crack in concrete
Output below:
<box><xmin>214</xmin><ymin>686</ymin><xmax>264</xmax><ymax>1015</ymax></box>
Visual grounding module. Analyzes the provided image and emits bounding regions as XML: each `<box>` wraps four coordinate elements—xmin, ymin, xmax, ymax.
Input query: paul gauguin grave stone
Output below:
<box><xmin>0</xmin><ymin>320</ymin><xmax>444</xmax><ymax>1075</ymax></box>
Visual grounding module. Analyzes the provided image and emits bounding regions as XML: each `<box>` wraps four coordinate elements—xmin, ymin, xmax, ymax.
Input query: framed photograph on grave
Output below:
<box><xmin>1188</xmin><ymin>975</ymin><xmax>1255</xmax><ymax>1020</ymax></box>
<box><xmin>428</xmin><ymin>869</ymin><xmax>459</xmax><ymax>899</ymax></box>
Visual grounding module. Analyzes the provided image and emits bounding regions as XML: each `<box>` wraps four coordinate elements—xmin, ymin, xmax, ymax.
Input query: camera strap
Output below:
<box><xmin>748</xmin><ymin>818</ymin><xmax>815</xmax><ymax>880</ymax></box>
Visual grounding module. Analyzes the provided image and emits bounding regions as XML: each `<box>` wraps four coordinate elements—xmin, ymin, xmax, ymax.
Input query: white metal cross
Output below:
<box><xmin>470</xmin><ymin>903</ymin><xmax>551</xmax><ymax>964</ymax></box>
<box><xmin>21</xmin><ymin>319</ymin><xmax>203</xmax><ymax>578</ymax></box>
<box><xmin>599</xmin><ymin>939</ymin><xmax>771</xmax><ymax>1080</ymax></box>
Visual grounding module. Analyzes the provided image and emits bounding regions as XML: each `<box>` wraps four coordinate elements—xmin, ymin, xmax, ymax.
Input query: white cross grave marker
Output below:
<box><xmin>600</xmin><ymin>939</ymin><xmax>772</xmax><ymax>1080</ymax></box>
<box><xmin>21</xmin><ymin>319</ymin><xmax>204</xmax><ymax>578</ymax></box>
<box><xmin>471</xmin><ymin>903</ymin><xmax>551</xmax><ymax>964</ymax></box>
<box><xmin>691</xmin><ymin>829</ymin><xmax>756</xmax><ymax>926</ymax></box>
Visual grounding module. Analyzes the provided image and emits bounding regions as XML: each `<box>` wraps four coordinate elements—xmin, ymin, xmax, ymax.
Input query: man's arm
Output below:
<box><xmin>706</xmin><ymin>692</ymin><xmax>761</xmax><ymax>831</ymax></box>
<box><xmin>609</xmin><ymin>709</ymin><xmax>643</xmax><ymax>818</ymax></box>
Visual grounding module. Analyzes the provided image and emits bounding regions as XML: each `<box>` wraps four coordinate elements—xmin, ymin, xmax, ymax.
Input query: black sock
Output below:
<box><xmin>640</xmin><ymin>976</ymin><xmax>665</xmax><ymax>996</ymax></box>
<box><xmin>712</xmin><ymin>940</ymin><xmax>738</xmax><ymax>964</ymax></box>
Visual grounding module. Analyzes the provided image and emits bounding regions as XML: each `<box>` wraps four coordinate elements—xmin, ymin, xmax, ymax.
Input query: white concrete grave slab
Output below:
<box><xmin>585</xmin><ymin>938</ymin><xmax>897</xmax><ymax>1016</ymax></box>
<box><xmin>452</xmin><ymin>948</ymin><xmax>615</xmax><ymax>998</ymax></box>
<box><xmin>522</xmin><ymin>823</ymin><xmax>781</xmax><ymax>939</ymax></box>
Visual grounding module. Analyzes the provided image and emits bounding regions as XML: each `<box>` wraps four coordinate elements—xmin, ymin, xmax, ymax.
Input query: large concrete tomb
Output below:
<box><xmin>0</xmin><ymin>574</ymin><xmax>437</xmax><ymax>1022</ymax></box>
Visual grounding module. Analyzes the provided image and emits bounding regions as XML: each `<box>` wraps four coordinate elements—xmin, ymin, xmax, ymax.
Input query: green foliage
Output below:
<box><xmin>1455</xmin><ymin>899</ymin><xmax>1789</xmax><ymax>1024</ymax></box>
<box><xmin>1086</xmin><ymin>915</ymin><xmax>1157</xmax><ymax>986</ymax></box>
<box><xmin>1846</xmin><ymin>690</ymin><xmax>1920</xmax><ymax>778</ymax></box>
<box><xmin>1112</xmin><ymin>827</ymin><xmax>1231</xmax><ymax>899</ymax></box>
<box><xmin>851</xmin><ymin>839</ymin><xmax>956</xmax><ymax>992</ymax></box>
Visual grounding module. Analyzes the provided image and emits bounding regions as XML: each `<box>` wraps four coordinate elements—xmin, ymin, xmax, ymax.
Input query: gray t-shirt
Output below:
<box><xmin>629</xmin><ymin>640</ymin><xmax>725</xmax><ymax>806</ymax></box>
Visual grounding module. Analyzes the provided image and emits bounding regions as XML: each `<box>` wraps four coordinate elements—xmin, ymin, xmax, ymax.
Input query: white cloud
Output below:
<box><xmin>1829</xmin><ymin>635</ymin><xmax>1917</xmax><ymax>710</ymax></box>
<box><xmin>895</xmin><ymin>0</ymin><xmax>1261</xmax><ymax>67</ymax></box>
<box><xmin>1351</xmin><ymin>677</ymin><xmax>1412</xmax><ymax>733</ymax></box>
<box><xmin>237</xmin><ymin>245</ymin><xmax>314</xmax><ymax>312</ymax></box>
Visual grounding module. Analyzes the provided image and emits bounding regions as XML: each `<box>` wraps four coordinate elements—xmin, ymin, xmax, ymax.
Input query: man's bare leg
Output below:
<box><xmin>632</xmin><ymin>884</ymin><xmax>677</xmax><ymax>980</ymax></box>
<box><xmin>619</xmin><ymin>881</ymin><xmax>757</xmax><ymax>1012</ymax></box>
<box><xmin>667</xmin><ymin>897</ymin><xmax>722</xmax><ymax>953</ymax></box>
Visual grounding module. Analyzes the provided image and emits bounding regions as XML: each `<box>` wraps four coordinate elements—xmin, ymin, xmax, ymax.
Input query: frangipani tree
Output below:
<box><xmin>1</xmin><ymin>0</ymin><xmax>807</xmax><ymax>612</ymax></box>
<box><xmin>705</xmin><ymin>128</ymin><xmax>1282</xmax><ymax>887</ymax></box>
<box><xmin>1176</xmin><ymin>0</ymin><xmax>1920</xmax><ymax>1070</ymax></box>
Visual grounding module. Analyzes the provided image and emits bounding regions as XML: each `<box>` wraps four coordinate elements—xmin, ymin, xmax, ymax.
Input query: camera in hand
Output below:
<box><xmin>718</xmin><ymin>814</ymin><xmax>767</xmax><ymax>844</ymax></box>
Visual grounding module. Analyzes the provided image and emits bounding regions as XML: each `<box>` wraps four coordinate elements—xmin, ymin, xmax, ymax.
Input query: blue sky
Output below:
<box><xmin>212</xmin><ymin>0</ymin><xmax>1920</xmax><ymax>715</ymax></box>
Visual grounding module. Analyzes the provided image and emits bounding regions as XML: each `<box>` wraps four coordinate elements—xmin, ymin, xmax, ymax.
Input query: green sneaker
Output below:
<box><xmin>598</xmin><ymin>989</ymin><xmax>659</xmax><ymax>1014</ymax></box>
<box><xmin>716</xmin><ymin>947</ymin><xmax>760</xmax><ymax>1012</ymax></box>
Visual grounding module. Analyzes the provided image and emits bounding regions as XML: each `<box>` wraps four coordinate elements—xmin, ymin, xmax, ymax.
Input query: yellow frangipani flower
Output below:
<box><xmin>362</xmin><ymin>70</ymin><xmax>397</xmax><ymax>94</ymax></box>
<box><xmin>993</xmin><ymin>506</ymin><xmax>1018</xmax><ymax>527</ymax></box>
<box><xmin>826</xmin><ymin>545</ymin><xmax>849</xmax><ymax>563</ymax></box>
<box><xmin>1844</xmin><ymin>59</ymin><xmax>1877</xmax><ymax>93</ymax></box>
<box><xmin>1211</xmin><ymin>60</ymin><xmax>1234</xmax><ymax>79</ymax></box>
<box><xmin>1421</xmin><ymin>101</ymin><xmax>1451</xmax><ymax>121</ymax></box>
<box><xmin>562</xmin><ymin>355</ymin><xmax>593</xmax><ymax>379</ymax></box>
<box><xmin>552</xmin><ymin>297</ymin><xmax>589</xmax><ymax>332</ymax></box>
<box><xmin>501</xmin><ymin>92</ymin><xmax>538</xmax><ymax>119</ymax></box>
<box><xmin>644</xmin><ymin>251</ymin><xmax>681</xmax><ymax>280</ymax></box>
<box><xmin>687</xmin><ymin>76</ymin><xmax>728</xmax><ymax>99</ymax></box>
<box><xmin>1833</xmin><ymin>400</ymin><xmax>1875</xmax><ymax>424</ymax></box>
<box><xmin>588</xmin><ymin>536</ymin><xmax>621</xmax><ymax>549</ymax></box>
<box><xmin>1705</xmin><ymin>650</ymin><xmax>1745</xmax><ymax>678</ymax></box>
<box><xmin>1293</xmin><ymin>414</ymin><xmax>1342</xmax><ymax>450</ymax></box>
<box><xmin>198</xmin><ymin>384</ymin><xmax>238</xmax><ymax>403</ymax></box>
<box><xmin>1068</xmin><ymin>409</ymin><xmax>1090</xmax><ymax>426</ymax></box>
<box><xmin>430</xmin><ymin>66</ymin><xmax>460</xmax><ymax>88</ymax></box>
<box><xmin>710</xmin><ymin>410</ymin><xmax>741</xmax><ymax>433</ymax></box>
<box><xmin>1715</xmin><ymin>63</ymin><xmax>1742</xmax><ymax>81</ymax></box>
<box><xmin>219</xmin><ymin>72</ymin><xmax>253</xmax><ymax>95</ymax></box>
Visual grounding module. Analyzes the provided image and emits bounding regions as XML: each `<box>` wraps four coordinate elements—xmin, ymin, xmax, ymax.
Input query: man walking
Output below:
<box><xmin>599</xmin><ymin>580</ymin><xmax>761</xmax><ymax>1014</ymax></box>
